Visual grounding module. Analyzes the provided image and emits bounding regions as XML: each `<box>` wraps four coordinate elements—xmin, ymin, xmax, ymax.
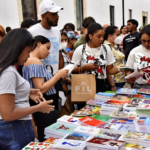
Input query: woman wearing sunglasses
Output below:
<box><xmin>126</xmin><ymin>25</ymin><xmax>150</xmax><ymax>88</ymax></box>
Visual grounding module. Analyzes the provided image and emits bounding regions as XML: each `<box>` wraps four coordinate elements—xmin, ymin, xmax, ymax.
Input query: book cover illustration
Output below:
<box><xmin>116</xmin><ymin>88</ymin><xmax>138</xmax><ymax>95</ymax></box>
<box><xmin>64</xmin><ymin>133</ymin><xmax>90</xmax><ymax>141</ymax></box>
<box><xmin>138</xmin><ymin>88</ymin><xmax>150</xmax><ymax>94</ymax></box>
<box><xmin>123</xmin><ymin>143</ymin><xmax>147</xmax><ymax>149</ymax></box>
<box><xmin>123</xmin><ymin>132</ymin><xmax>146</xmax><ymax>140</ymax></box>
<box><xmin>102</xmin><ymin>100</ymin><xmax>123</xmax><ymax>107</ymax></box>
<box><xmin>22</xmin><ymin>142</ymin><xmax>52</xmax><ymax>150</ymax></box>
<box><xmin>137</xmin><ymin>104</ymin><xmax>150</xmax><ymax>110</ymax></box>
<box><xmin>87</xmin><ymin>137</ymin><xmax>125</xmax><ymax>146</ymax></box>
<box><xmin>78</xmin><ymin>116</ymin><xmax>105</xmax><ymax>128</ymax></box>
<box><xmin>96</xmin><ymin>131</ymin><xmax>121</xmax><ymax>140</ymax></box>
<box><xmin>44</xmin><ymin>137</ymin><xmax>58</xmax><ymax>144</ymax></box>
<box><xmin>143</xmin><ymin>100</ymin><xmax>150</xmax><ymax>104</ymax></box>
<box><xmin>91</xmin><ymin>114</ymin><xmax>111</xmax><ymax>122</ymax></box>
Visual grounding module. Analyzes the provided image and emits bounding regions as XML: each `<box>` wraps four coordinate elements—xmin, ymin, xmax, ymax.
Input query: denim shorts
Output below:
<box><xmin>0</xmin><ymin>119</ymin><xmax>35</xmax><ymax>150</ymax></box>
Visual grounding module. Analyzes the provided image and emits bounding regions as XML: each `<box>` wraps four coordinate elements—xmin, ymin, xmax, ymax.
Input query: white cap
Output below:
<box><xmin>39</xmin><ymin>0</ymin><xmax>63</xmax><ymax>16</ymax></box>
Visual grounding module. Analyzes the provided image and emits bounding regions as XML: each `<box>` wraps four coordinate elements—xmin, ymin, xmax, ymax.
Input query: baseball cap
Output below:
<box><xmin>39</xmin><ymin>0</ymin><xmax>63</xmax><ymax>16</ymax></box>
<box><xmin>66</xmin><ymin>31</ymin><xmax>81</xmax><ymax>40</ymax></box>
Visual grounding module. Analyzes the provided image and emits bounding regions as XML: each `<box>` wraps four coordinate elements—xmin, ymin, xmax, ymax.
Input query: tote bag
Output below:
<box><xmin>71</xmin><ymin>74</ymin><xmax>96</xmax><ymax>102</ymax></box>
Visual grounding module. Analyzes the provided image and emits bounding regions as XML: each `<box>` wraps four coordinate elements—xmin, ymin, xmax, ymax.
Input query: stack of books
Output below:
<box><xmin>78</xmin><ymin>116</ymin><xmax>105</xmax><ymax>128</ymax></box>
<box><xmin>109</xmin><ymin>118</ymin><xmax>136</xmax><ymax>132</ymax></box>
<box><xmin>123</xmin><ymin>143</ymin><xmax>150</xmax><ymax>150</ymax></box>
<box><xmin>44</xmin><ymin>122</ymin><xmax>77</xmax><ymax>139</ymax></box>
<box><xmin>119</xmin><ymin>131</ymin><xmax>150</xmax><ymax>147</ymax></box>
<box><xmin>100</xmin><ymin>101</ymin><xmax>123</xmax><ymax>115</ymax></box>
<box><xmin>110</xmin><ymin>110</ymin><xmax>137</xmax><ymax>120</ymax></box>
<box><xmin>138</xmin><ymin>88</ymin><xmax>150</xmax><ymax>95</ymax></box>
<box><xmin>86</xmin><ymin>137</ymin><xmax>125</xmax><ymax>150</ymax></box>
<box><xmin>57</xmin><ymin>115</ymin><xmax>81</xmax><ymax>127</ymax></box>
<box><xmin>91</xmin><ymin>114</ymin><xmax>111</xmax><ymax>123</ymax></box>
<box><xmin>63</xmin><ymin>133</ymin><xmax>92</xmax><ymax>141</ymax></box>
<box><xmin>22</xmin><ymin>142</ymin><xmax>53</xmax><ymax>150</ymax></box>
<box><xmin>52</xmin><ymin>139</ymin><xmax>86</xmax><ymax>150</ymax></box>
<box><xmin>99</xmin><ymin>123</ymin><xmax>129</xmax><ymax>135</ymax></box>
<box><xmin>95</xmin><ymin>131</ymin><xmax>121</xmax><ymax>140</ymax></box>
<box><xmin>116</xmin><ymin>88</ymin><xmax>138</xmax><ymax>95</ymax></box>
<box><xmin>86</xmin><ymin>99</ymin><xmax>106</xmax><ymax>106</ymax></box>
<box><xmin>73</xmin><ymin>126</ymin><xmax>100</xmax><ymax>136</ymax></box>
<box><xmin>134</xmin><ymin>117</ymin><xmax>150</xmax><ymax>133</ymax></box>
<box><xmin>94</xmin><ymin>92</ymin><xmax>115</xmax><ymax>102</ymax></box>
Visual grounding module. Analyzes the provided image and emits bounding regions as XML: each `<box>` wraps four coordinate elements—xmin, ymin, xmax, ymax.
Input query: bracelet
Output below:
<box><xmin>111</xmin><ymin>85</ymin><xmax>116</xmax><ymax>88</ymax></box>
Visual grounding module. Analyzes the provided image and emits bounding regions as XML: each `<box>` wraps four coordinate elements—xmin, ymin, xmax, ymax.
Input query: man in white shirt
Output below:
<box><xmin>28</xmin><ymin>0</ymin><xmax>63</xmax><ymax>74</ymax></box>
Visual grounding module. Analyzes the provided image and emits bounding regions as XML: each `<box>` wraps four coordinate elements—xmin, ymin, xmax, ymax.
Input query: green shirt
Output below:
<box><xmin>74</xmin><ymin>35</ymin><xmax>86</xmax><ymax>50</ymax></box>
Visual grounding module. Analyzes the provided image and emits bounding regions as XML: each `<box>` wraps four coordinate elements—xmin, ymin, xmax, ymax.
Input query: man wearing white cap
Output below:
<box><xmin>28</xmin><ymin>0</ymin><xmax>63</xmax><ymax>74</ymax></box>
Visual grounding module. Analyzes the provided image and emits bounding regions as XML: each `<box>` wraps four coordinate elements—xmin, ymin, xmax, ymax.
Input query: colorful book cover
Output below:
<box><xmin>64</xmin><ymin>133</ymin><xmax>90</xmax><ymax>141</ymax></box>
<box><xmin>102</xmin><ymin>101</ymin><xmax>123</xmax><ymax>107</ymax></box>
<box><xmin>22</xmin><ymin>142</ymin><xmax>52</xmax><ymax>150</ymax></box>
<box><xmin>110</xmin><ymin>119</ymin><xmax>134</xmax><ymax>124</ymax></box>
<box><xmin>87</xmin><ymin>137</ymin><xmax>125</xmax><ymax>146</ymax></box>
<box><xmin>96</xmin><ymin>92</ymin><xmax>115</xmax><ymax>96</ymax></box>
<box><xmin>45</xmin><ymin>122</ymin><xmax>76</xmax><ymax>135</ymax></box>
<box><xmin>138</xmin><ymin>88</ymin><xmax>150</xmax><ymax>94</ymax></box>
<box><xmin>91</xmin><ymin>114</ymin><xmax>111</xmax><ymax>122</ymax></box>
<box><xmin>123</xmin><ymin>132</ymin><xmax>146</xmax><ymax>140</ymax></box>
<box><xmin>78</xmin><ymin>116</ymin><xmax>105</xmax><ymax>128</ymax></box>
<box><xmin>137</xmin><ymin>103</ymin><xmax>150</xmax><ymax>110</ymax></box>
<box><xmin>96</xmin><ymin>131</ymin><xmax>121</xmax><ymax>140</ymax></box>
<box><xmin>44</xmin><ymin>137</ymin><xmax>59</xmax><ymax>144</ymax></box>
<box><xmin>116</xmin><ymin>88</ymin><xmax>138</xmax><ymax>95</ymax></box>
<box><xmin>143</xmin><ymin>100</ymin><xmax>150</xmax><ymax>104</ymax></box>
<box><xmin>124</xmin><ymin>143</ymin><xmax>147</xmax><ymax>149</ymax></box>
<box><xmin>110</xmin><ymin>94</ymin><xmax>133</xmax><ymax>103</ymax></box>
<box><xmin>52</xmin><ymin>139</ymin><xmax>86</xmax><ymax>149</ymax></box>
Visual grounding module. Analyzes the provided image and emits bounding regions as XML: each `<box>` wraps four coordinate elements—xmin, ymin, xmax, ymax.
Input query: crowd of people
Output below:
<box><xmin>0</xmin><ymin>0</ymin><xmax>150</xmax><ymax>149</ymax></box>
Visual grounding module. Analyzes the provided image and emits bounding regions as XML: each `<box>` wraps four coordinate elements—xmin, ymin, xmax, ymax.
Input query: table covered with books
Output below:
<box><xmin>23</xmin><ymin>88</ymin><xmax>150</xmax><ymax>150</ymax></box>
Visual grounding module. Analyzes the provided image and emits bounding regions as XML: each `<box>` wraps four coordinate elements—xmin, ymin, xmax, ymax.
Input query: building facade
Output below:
<box><xmin>0</xmin><ymin>0</ymin><xmax>150</xmax><ymax>30</ymax></box>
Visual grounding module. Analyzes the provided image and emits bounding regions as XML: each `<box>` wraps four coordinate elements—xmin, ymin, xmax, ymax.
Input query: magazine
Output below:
<box><xmin>136</xmin><ymin>104</ymin><xmax>150</xmax><ymax>110</ymax></box>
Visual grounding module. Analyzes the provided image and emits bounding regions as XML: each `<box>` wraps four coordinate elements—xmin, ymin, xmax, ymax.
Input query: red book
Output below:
<box><xmin>78</xmin><ymin>116</ymin><xmax>105</xmax><ymax>128</ymax></box>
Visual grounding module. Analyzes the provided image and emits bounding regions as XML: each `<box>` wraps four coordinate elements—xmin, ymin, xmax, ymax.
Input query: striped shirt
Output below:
<box><xmin>22</xmin><ymin>64</ymin><xmax>56</xmax><ymax>95</ymax></box>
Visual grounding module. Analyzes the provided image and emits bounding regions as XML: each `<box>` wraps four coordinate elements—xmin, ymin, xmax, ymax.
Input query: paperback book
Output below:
<box><xmin>116</xmin><ymin>88</ymin><xmax>138</xmax><ymax>95</ymax></box>
<box><xmin>138</xmin><ymin>88</ymin><xmax>150</xmax><ymax>95</ymax></box>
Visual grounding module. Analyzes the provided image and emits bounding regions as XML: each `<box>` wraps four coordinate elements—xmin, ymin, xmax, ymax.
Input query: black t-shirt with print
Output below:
<box><xmin>123</xmin><ymin>32</ymin><xmax>140</xmax><ymax>61</ymax></box>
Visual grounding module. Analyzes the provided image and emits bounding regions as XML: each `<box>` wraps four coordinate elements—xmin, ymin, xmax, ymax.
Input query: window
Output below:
<box><xmin>21</xmin><ymin>0</ymin><xmax>37</xmax><ymax>20</ymax></box>
<box><xmin>76</xmin><ymin>0</ymin><xmax>83</xmax><ymax>30</ymax></box>
<box><xmin>129</xmin><ymin>9</ymin><xmax>132</xmax><ymax>19</ymax></box>
<box><xmin>110</xmin><ymin>6</ymin><xmax>115</xmax><ymax>26</ymax></box>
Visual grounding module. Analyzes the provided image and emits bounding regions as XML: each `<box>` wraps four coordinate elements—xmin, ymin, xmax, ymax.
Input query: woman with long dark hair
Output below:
<box><xmin>0</xmin><ymin>29</ymin><xmax>54</xmax><ymax>150</ymax></box>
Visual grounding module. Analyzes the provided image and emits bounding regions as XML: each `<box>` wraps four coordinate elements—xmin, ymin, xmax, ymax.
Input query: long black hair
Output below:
<box><xmin>85</xmin><ymin>23</ymin><xmax>103</xmax><ymax>43</ymax></box>
<box><xmin>104</xmin><ymin>26</ymin><xmax>118</xmax><ymax>41</ymax></box>
<box><xmin>139</xmin><ymin>24</ymin><xmax>150</xmax><ymax>39</ymax></box>
<box><xmin>0</xmin><ymin>28</ymin><xmax>35</xmax><ymax>75</ymax></box>
<box><xmin>33</xmin><ymin>35</ymin><xmax>50</xmax><ymax>49</ymax></box>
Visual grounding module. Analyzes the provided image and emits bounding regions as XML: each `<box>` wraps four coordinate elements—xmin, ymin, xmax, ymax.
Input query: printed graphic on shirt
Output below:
<box><xmin>42</xmin><ymin>37</ymin><xmax>59</xmax><ymax>74</ymax></box>
<box><xmin>135</xmin><ymin>53</ymin><xmax>150</xmax><ymax>83</ymax></box>
<box><xmin>81</xmin><ymin>48</ymin><xmax>107</xmax><ymax>79</ymax></box>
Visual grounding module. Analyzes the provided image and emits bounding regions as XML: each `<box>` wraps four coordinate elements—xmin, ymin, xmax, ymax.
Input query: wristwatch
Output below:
<box><xmin>62</xmin><ymin>79</ymin><xmax>68</xmax><ymax>84</ymax></box>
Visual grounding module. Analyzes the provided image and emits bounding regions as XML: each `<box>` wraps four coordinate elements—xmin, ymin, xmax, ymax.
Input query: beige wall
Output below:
<box><xmin>16</xmin><ymin>0</ymin><xmax>23</xmax><ymax>26</ymax></box>
<box><xmin>36</xmin><ymin>0</ymin><xmax>42</xmax><ymax>20</ymax></box>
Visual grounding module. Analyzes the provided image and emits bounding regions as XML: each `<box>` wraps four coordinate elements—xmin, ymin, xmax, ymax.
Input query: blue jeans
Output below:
<box><xmin>115</xmin><ymin>82</ymin><xmax>125</xmax><ymax>90</ymax></box>
<box><xmin>0</xmin><ymin>119</ymin><xmax>35</xmax><ymax>150</ymax></box>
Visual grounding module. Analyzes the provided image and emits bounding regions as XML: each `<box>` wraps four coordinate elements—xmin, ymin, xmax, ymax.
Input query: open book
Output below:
<box><xmin>125</xmin><ymin>72</ymin><xmax>143</xmax><ymax>80</ymax></box>
<box><xmin>62</xmin><ymin>61</ymin><xmax>79</xmax><ymax>75</ymax></box>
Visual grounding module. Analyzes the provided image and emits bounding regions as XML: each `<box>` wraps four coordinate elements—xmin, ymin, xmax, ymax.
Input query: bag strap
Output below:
<box><xmin>80</xmin><ymin>44</ymin><xmax>86</xmax><ymax>67</ymax></box>
<box><xmin>101</xmin><ymin>44</ymin><xmax>108</xmax><ymax>60</ymax></box>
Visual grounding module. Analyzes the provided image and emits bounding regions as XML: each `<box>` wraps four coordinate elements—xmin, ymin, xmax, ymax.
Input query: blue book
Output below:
<box><xmin>116</xmin><ymin>88</ymin><xmax>138</xmax><ymax>95</ymax></box>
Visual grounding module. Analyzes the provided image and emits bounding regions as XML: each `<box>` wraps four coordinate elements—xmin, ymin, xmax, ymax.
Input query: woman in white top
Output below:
<box><xmin>126</xmin><ymin>25</ymin><xmax>150</xmax><ymax>88</ymax></box>
<box><xmin>72</xmin><ymin>23</ymin><xmax>123</xmax><ymax>93</ymax></box>
<box><xmin>0</xmin><ymin>29</ymin><xmax>54</xmax><ymax>150</ymax></box>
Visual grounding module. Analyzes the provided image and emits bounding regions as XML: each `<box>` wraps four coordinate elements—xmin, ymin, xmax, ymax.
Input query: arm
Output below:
<box><xmin>32</xmin><ymin>69</ymin><xmax>68</xmax><ymax>94</ymax></box>
<box><xmin>0</xmin><ymin>94</ymin><xmax>54</xmax><ymax>122</ymax></box>
<box><xmin>107</xmin><ymin>74</ymin><xmax>117</xmax><ymax>91</ymax></box>
<box><xmin>106</xmin><ymin>64</ymin><xmax>119</xmax><ymax>75</ymax></box>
